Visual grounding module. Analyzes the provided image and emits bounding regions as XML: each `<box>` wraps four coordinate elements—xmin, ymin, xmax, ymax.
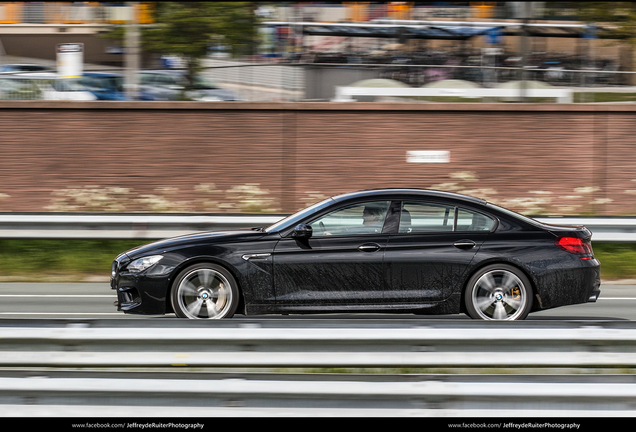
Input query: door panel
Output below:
<box><xmin>273</xmin><ymin>235</ymin><xmax>388</xmax><ymax>305</ymax></box>
<box><xmin>273</xmin><ymin>200</ymin><xmax>392</xmax><ymax>306</ymax></box>
<box><xmin>384</xmin><ymin>202</ymin><xmax>493</xmax><ymax>303</ymax></box>
<box><xmin>385</xmin><ymin>232</ymin><xmax>488</xmax><ymax>302</ymax></box>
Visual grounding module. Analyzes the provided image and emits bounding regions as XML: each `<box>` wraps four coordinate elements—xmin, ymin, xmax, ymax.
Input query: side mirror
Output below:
<box><xmin>292</xmin><ymin>223</ymin><xmax>313</xmax><ymax>239</ymax></box>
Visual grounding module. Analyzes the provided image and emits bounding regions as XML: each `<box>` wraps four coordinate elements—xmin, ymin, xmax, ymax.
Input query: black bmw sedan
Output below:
<box><xmin>111</xmin><ymin>189</ymin><xmax>601</xmax><ymax>321</ymax></box>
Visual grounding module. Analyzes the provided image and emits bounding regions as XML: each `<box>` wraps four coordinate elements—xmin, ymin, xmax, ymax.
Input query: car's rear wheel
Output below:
<box><xmin>170</xmin><ymin>263</ymin><xmax>239</xmax><ymax>319</ymax></box>
<box><xmin>465</xmin><ymin>264</ymin><xmax>533</xmax><ymax>321</ymax></box>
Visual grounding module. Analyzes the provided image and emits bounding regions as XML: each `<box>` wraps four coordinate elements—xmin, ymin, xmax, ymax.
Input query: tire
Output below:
<box><xmin>170</xmin><ymin>263</ymin><xmax>239</xmax><ymax>319</ymax></box>
<box><xmin>464</xmin><ymin>264</ymin><xmax>533</xmax><ymax>321</ymax></box>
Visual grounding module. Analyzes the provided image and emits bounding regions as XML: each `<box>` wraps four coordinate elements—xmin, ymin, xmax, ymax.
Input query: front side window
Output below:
<box><xmin>51</xmin><ymin>79</ymin><xmax>86</xmax><ymax>92</ymax></box>
<box><xmin>192</xmin><ymin>75</ymin><xmax>219</xmax><ymax>90</ymax></box>
<box><xmin>138</xmin><ymin>74</ymin><xmax>153</xmax><ymax>85</ymax></box>
<box><xmin>157</xmin><ymin>75</ymin><xmax>177</xmax><ymax>88</ymax></box>
<box><xmin>309</xmin><ymin>201</ymin><xmax>390</xmax><ymax>237</ymax></box>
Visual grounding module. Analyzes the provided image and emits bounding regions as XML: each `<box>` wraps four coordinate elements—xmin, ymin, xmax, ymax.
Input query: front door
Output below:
<box><xmin>273</xmin><ymin>201</ymin><xmax>391</xmax><ymax>307</ymax></box>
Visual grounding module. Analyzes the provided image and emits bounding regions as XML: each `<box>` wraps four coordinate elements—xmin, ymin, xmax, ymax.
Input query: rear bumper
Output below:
<box><xmin>588</xmin><ymin>289</ymin><xmax>601</xmax><ymax>303</ymax></box>
<box><xmin>534</xmin><ymin>257</ymin><xmax>601</xmax><ymax>310</ymax></box>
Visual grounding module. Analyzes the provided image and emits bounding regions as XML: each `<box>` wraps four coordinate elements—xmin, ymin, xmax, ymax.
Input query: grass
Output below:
<box><xmin>592</xmin><ymin>243</ymin><xmax>636</xmax><ymax>280</ymax></box>
<box><xmin>0</xmin><ymin>239</ymin><xmax>633</xmax><ymax>282</ymax></box>
<box><xmin>0</xmin><ymin>239</ymin><xmax>144</xmax><ymax>281</ymax></box>
<box><xmin>576</xmin><ymin>92</ymin><xmax>636</xmax><ymax>103</ymax></box>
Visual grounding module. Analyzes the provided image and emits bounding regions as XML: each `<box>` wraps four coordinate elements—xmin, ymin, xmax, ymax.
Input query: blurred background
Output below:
<box><xmin>0</xmin><ymin>2</ymin><xmax>636</xmax><ymax>221</ymax></box>
<box><xmin>0</xmin><ymin>1</ymin><xmax>635</xmax><ymax>218</ymax></box>
<box><xmin>2</xmin><ymin>3</ymin><xmax>636</xmax><ymax>418</ymax></box>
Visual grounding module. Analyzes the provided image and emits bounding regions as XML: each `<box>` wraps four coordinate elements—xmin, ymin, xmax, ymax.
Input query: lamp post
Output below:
<box><xmin>125</xmin><ymin>2</ymin><xmax>140</xmax><ymax>100</ymax></box>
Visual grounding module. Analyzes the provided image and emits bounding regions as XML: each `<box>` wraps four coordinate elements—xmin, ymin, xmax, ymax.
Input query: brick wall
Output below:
<box><xmin>0</xmin><ymin>102</ymin><xmax>634</xmax><ymax>215</ymax></box>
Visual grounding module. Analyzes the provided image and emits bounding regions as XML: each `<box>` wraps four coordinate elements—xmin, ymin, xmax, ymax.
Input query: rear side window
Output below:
<box><xmin>400</xmin><ymin>202</ymin><xmax>455</xmax><ymax>233</ymax></box>
<box><xmin>399</xmin><ymin>202</ymin><xmax>495</xmax><ymax>233</ymax></box>
<box><xmin>456</xmin><ymin>208</ymin><xmax>495</xmax><ymax>232</ymax></box>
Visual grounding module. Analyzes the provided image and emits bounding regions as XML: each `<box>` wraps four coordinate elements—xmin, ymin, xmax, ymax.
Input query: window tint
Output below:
<box><xmin>192</xmin><ymin>75</ymin><xmax>219</xmax><ymax>89</ymax></box>
<box><xmin>400</xmin><ymin>202</ymin><xmax>454</xmax><ymax>233</ymax></box>
<box><xmin>456</xmin><ymin>208</ymin><xmax>495</xmax><ymax>232</ymax></box>
<box><xmin>156</xmin><ymin>75</ymin><xmax>174</xmax><ymax>87</ymax></box>
<box><xmin>309</xmin><ymin>201</ymin><xmax>390</xmax><ymax>237</ymax></box>
<box><xmin>51</xmin><ymin>79</ymin><xmax>86</xmax><ymax>92</ymax></box>
<box><xmin>138</xmin><ymin>74</ymin><xmax>153</xmax><ymax>84</ymax></box>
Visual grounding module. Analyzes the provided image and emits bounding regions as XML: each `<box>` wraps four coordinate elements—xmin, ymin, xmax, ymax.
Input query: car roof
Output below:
<box><xmin>1</xmin><ymin>64</ymin><xmax>48</xmax><ymax>68</ymax></box>
<box><xmin>331</xmin><ymin>188</ymin><xmax>487</xmax><ymax>205</ymax></box>
<box><xmin>83</xmin><ymin>72</ymin><xmax>123</xmax><ymax>77</ymax></box>
<box><xmin>139</xmin><ymin>70</ymin><xmax>186</xmax><ymax>75</ymax></box>
<box><xmin>9</xmin><ymin>72</ymin><xmax>57</xmax><ymax>78</ymax></box>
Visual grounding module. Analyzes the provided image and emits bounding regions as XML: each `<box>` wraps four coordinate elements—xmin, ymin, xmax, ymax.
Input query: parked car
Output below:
<box><xmin>0</xmin><ymin>73</ymin><xmax>96</xmax><ymax>100</ymax></box>
<box><xmin>40</xmin><ymin>76</ymin><xmax>97</xmax><ymax>101</ymax></box>
<box><xmin>137</xmin><ymin>70</ymin><xmax>243</xmax><ymax>101</ymax></box>
<box><xmin>80</xmin><ymin>72</ymin><xmax>127</xmax><ymax>100</ymax></box>
<box><xmin>0</xmin><ymin>64</ymin><xmax>51</xmax><ymax>73</ymax></box>
<box><xmin>111</xmin><ymin>189</ymin><xmax>601</xmax><ymax>321</ymax></box>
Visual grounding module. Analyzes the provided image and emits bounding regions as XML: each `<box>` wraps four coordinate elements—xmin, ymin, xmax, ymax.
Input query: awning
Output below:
<box><xmin>301</xmin><ymin>24</ymin><xmax>504</xmax><ymax>41</ymax></box>
<box><xmin>265</xmin><ymin>21</ymin><xmax>619</xmax><ymax>41</ymax></box>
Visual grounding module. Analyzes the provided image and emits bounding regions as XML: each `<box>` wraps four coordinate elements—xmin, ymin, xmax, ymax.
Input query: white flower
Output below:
<box><xmin>450</xmin><ymin>171</ymin><xmax>478</xmax><ymax>182</ymax></box>
<box><xmin>574</xmin><ymin>186</ymin><xmax>600</xmax><ymax>194</ymax></box>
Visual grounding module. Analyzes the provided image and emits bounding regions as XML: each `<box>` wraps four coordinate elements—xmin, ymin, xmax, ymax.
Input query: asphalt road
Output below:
<box><xmin>0</xmin><ymin>281</ymin><xmax>633</xmax><ymax>321</ymax></box>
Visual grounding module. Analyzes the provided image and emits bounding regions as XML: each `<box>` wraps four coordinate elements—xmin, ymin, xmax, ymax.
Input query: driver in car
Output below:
<box><xmin>361</xmin><ymin>205</ymin><xmax>385</xmax><ymax>233</ymax></box>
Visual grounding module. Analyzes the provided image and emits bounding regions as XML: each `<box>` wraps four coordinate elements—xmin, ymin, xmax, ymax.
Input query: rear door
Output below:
<box><xmin>384</xmin><ymin>201</ymin><xmax>494</xmax><ymax>303</ymax></box>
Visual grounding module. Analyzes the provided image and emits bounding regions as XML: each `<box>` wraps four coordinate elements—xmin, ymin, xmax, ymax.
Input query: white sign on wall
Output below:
<box><xmin>406</xmin><ymin>151</ymin><xmax>450</xmax><ymax>163</ymax></box>
<box><xmin>56</xmin><ymin>43</ymin><xmax>84</xmax><ymax>78</ymax></box>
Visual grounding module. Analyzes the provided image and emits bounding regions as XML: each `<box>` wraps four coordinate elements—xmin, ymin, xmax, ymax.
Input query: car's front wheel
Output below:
<box><xmin>464</xmin><ymin>264</ymin><xmax>533</xmax><ymax>321</ymax></box>
<box><xmin>170</xmin><ymin>263</ymin><xmax>239</xmax><ymax>319</ymax></box>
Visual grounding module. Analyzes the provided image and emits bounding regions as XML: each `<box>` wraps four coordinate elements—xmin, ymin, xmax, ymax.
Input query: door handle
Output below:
<box><xmin>358</xmin><ymin>243</ymin><xmax>381</xmax><ymax>252</ymax></box>
<box><xmin>453</xmin><ymin>240</ymin><xmax>476</xmax><ymax>250</ymax></box>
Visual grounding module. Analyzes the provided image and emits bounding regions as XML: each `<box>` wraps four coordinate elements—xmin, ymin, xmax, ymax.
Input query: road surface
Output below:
<box><xmin>0</xmin><ymin>282</ymin><xmax>633</xmax><ymax>321</ymax></box>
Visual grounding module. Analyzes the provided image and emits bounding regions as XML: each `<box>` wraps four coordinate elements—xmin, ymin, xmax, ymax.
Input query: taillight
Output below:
<box><xmin>555</xmin><ymin>237</ymin><xmax>593</xmax><ymax>258</ymax></box>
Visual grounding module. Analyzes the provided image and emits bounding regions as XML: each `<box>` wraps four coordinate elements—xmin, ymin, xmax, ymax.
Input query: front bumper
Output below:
<box><xmin>111</xmin><ymin>255</ymin><xmax>173</xmax><ymax>315</ymax></box>
<box><xmin>112</xmin><ymin>274</ymin><xmax>172</xmax><ymax>315</ymax></box>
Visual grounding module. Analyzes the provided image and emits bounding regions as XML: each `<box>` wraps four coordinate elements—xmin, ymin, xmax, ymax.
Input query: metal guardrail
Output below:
<box><xmin>0</xmin><ymin>213</ymin><xmax>286</xmax><ymax>239</ymax></box>
<box><xmin>1</xmin><ymin>321</ymin><xmax>636</xmax><ymax>368</ymax></box>
<box><xmin>3</xmin><ymin>374</ymin><xmax>636</xmax><ymax>416</ymax></box>
<box><xmin>0</xmin><ymin>213</ymin><xmax>633</xmax><ymax>241</ymax></box>
<box><xmin>333</xmin><ymin>85</ymin><xmax>574</xmax><ymax>103</ymax></box>
<box><xmin>204</xmin><ymin>59</ymin><xmax>306</xmax><ymax>92</ymax></box>
<box><xmin>2</xmin><ymin>321</ymin><xmax>636</xmax><ymax>415</ymax></box>
<box><xmin>538</xmin><ymin>217</ymin><xmax>636</xmax><ymax>242</ymax></box>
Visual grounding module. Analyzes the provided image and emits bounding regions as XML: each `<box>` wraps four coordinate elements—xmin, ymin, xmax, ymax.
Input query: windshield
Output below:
<box><xmin>191</xmin><ymin>75</ymin><xmax>219</xmax><ymax>90</ymax></box>
<box><xmin>265</xmin><ymin>198</ymin><xmax>335</xmax><ymax>233</ymax></box>
<box><xmin>52</xmin><ymin>79</ymin><xmax>88</xmax><ymax>92</ymax></box>
<box><xmin>81</xmin><ymin>76</ymin><xmax>123</xmax><ymax>92</ymax></box>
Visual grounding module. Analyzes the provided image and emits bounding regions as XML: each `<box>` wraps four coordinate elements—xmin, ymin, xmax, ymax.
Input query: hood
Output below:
<box><xmin>124</xmin><ymin>229</ymin><xmax>266</xmax><ymax>259</ymax></box>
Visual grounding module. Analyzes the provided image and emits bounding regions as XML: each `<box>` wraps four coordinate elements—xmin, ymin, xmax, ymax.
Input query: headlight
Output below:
<box><xmin>126</xmin><ymin>255</ymin><xmax>163</xmax><ymax>273</ymax></box>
